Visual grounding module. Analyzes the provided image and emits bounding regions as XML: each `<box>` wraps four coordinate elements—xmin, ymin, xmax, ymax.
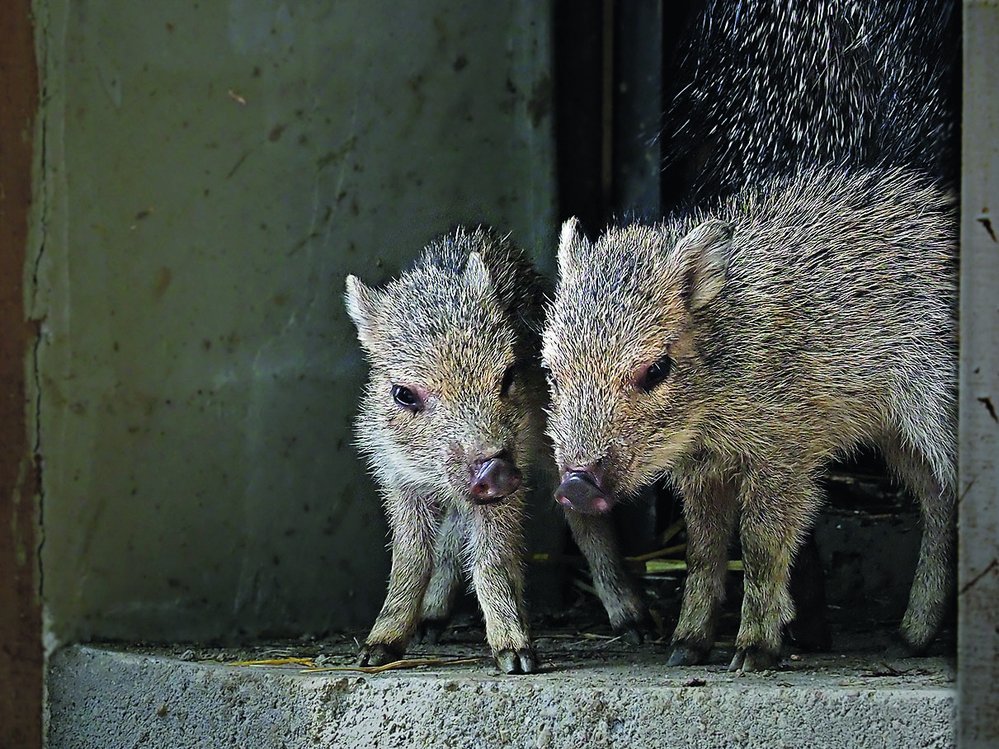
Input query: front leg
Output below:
<box><xmin>467</xmin><ymin>496</ymin><xmax>536</xmax><ymax>674</ymax></box>
<box><xmin>564</xmin><ymin>510</ymin><xmax>651</xmax><ymax>642</ymax></box>
<box><xmin>667</xmin><ymin>472</ymin><xmax>739</xmax><ymax>666</ymax></box>
<box><xmin>730</xmin><ymin>466</ymin><xmax>819</xmax><ymax>672</ymax></box>
<box><xmin>414</xmin><ymin>505</ymin><xmax>466</xmax><ymax>644</ymax></box>
<box><xmin>359</xmin><ymin>489</ymin><xmax>437</xmax><ymax>666</ymax></box>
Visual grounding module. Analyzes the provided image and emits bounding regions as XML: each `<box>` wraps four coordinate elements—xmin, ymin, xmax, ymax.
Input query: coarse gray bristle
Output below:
<box><xmin>662</xmin><ymin>0</ymin><xmax>959</xmax><ymax>202</ymax></box>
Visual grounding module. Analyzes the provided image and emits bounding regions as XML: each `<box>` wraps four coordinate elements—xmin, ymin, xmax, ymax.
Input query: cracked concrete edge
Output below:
<box><xmin>48</xmin><ymin>646</ymin><xmax>955</xmax><ymax>749</ymax></box>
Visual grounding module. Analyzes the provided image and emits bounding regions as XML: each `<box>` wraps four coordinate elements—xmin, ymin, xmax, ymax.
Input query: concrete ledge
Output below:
<box><xmin>48</xmin><ymin>644</ymin><xmax>954</xmax><ymax>749</ymax></box>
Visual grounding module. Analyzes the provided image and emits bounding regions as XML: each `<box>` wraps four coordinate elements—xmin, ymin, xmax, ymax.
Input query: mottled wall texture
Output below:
<box><xmin>34</xmin><ymin>0</ymin><xmax>555</xmax><ymax>643</ymax></box>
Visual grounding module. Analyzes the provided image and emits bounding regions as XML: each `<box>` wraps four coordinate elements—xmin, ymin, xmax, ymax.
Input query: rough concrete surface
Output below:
<box><xmin>48</xmin><ymin>639</ymin><xmax>954</xmax><ymax>749</ymax></box>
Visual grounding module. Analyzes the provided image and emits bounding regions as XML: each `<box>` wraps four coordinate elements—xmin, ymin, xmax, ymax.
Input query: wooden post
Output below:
<box><xmin>0</xmin><ymin>0</ymin><xmax>43</xmax><ymax>747</ymax></box>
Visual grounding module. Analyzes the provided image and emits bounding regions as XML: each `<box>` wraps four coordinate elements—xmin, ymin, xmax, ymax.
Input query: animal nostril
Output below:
<box><xmin>555</xmin><ymin>462</ymin><xmax>615</xmax><ymax>515</ymax></box>
<box><xmin>563</xmin><ymin>461</ymin><xmax>605</xmax><ymax>489</ymax></box>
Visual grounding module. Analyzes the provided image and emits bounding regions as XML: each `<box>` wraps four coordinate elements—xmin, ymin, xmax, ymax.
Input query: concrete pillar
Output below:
<box><xmin>958</xmin><ymin>3</ymin><xmax>999</xmax><ymax>746</ymax></box>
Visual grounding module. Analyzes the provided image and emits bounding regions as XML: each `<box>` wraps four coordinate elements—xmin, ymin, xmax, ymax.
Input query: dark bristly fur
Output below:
<box><xmin>345</xmin><ymin>227</ymin><xmax>546</xmax><ymax>674</ymax></box>
<box><xmin>545</xmin><ymin>167</ymin><xmax>956</xmax><ymax>671</ymax></box>
<box><xmin>663</xmin><ymin>0</ymin><xmax>959</xmax><ymax>201</ymax></box>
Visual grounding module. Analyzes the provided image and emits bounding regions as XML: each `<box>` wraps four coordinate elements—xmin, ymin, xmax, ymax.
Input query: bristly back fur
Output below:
<box><xmin>662</xmin><ymin>0</ymin><xmax>959</xmax><ymax>202</ymax></box>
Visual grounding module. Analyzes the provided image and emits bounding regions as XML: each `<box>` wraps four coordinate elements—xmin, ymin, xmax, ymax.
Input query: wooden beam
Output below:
<box><xmin>0</xmin><ymin>0</ymin><xmax>42</xmax><ymax>746</ymax></box>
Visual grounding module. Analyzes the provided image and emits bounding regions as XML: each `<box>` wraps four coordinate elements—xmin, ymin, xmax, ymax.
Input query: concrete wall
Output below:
<box><xmin>33</xmin><ymin>0</ymin><xmax>555</xmax><ymax>643</ymax></box>
<box><xmin>959</xmin><ymin>3</ymin><xmax>999</xmax><ymax>745</ymax></box>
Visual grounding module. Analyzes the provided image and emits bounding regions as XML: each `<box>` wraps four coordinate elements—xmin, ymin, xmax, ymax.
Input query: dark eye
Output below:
<box><xmin>635</xmin><ymin>354</ymin><xmax>673</xmax><ymax>393</ymax></box>
<box><xmin>500</xmin><ymin>363</ymin><xmax>518</xmax><ymax>398</ymax></box>
<box><xmin>392</xmin><ymin>384</ymin><xmax>424</xmax><ymax>413</ymax></box>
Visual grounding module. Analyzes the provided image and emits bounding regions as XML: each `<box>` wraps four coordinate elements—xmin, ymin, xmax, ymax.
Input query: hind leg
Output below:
<box><xmin>414</xmin><ymin>506</ymin><xmax>466</xmax><ymax>644</ymax></box>
<box><xmin>564</xmin><ymin>510</ymin><xmax>652</xmax><ymax>642</ymax></box>
<box><xmin>786</xmin><ymin>531</ymin><xmax>832</xmax><ymax>652</ymax></box>
<box><xmin>882</xmin><ymin>433</ymin><xmax>955</xmax><ymax>653</ymax></box>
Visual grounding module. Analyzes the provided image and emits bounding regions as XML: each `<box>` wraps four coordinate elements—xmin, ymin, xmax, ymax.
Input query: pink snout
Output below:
<box><xmin>555</xmin><ymin>469</ymin><xmax>616</xmax><ymax>514</ymax></box>
<box><xmin>470</xmin><ymin>455</ymin><xmax>522</xmax><ymax>504</ymax></box>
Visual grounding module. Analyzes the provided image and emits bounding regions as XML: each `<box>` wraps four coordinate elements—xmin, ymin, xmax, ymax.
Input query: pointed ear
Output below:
<box><xmin>557</xmin><ymin>217</ymin><xmax>589</xmax><ymax>282</ymax></box>
<box><xmin>674</xmin><ymin>219</ymin><xmax>734</xmax><ymax>310</ymax></box>
<box><xmin>464</xmin><ymin>252</ymin><xmax>492</xmax><ymax>294</ymax></box>
<box><xmin>344</xmin><ymin>274</ymin><xmax>380</xmax><ymax>347</ymax></box>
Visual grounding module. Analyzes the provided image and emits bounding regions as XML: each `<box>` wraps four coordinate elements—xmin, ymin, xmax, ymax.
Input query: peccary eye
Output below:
<box><xmin>500</xmin><ymin>363</ymin><xmax>518</xmax><ymax>398</ymax></box>
<box><xmin>392</xmin><ymin>384</ymin><xmax>424</xmax><ymax>413</ymax></box>
<box><xmin>635</xmin><ymin>354</ymin><xmax>673</xmax><ymax>393</ymax></box>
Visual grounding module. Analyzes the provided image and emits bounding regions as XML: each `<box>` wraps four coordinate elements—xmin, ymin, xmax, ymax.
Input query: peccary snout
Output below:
<box><xmin>470</xmin><ymin>453</ymin><xmax>522</xmax><ymax>503</ymax></box>
<box><xmin>555</xmin><ymin>468</ymin><xmax>615</xmax><ymax>514</ymax></box>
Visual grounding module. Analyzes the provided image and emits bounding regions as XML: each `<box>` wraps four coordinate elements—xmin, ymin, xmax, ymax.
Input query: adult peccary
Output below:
<box><xmin>662</xmin><ymin>0</ymin><xmax>959</xmax><ymax>202</ymax></box>
<box><xmin>544</xmin><ymin>166</ymin><xmax>956</xmax><ymax>671</ymax></box>
<box><xmin>345</xmin><ymin>227</ymin><xmax>546</xmax><ymax>674</ymax></box>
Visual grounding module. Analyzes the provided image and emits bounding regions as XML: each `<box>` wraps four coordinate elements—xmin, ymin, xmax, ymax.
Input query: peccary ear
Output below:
<box><xmin>674</xmin><ymin>219</ymin><xmax>734</xmax><ymax>310</ymax></box>
<box><xmin>557</xmin><ymin>217</ymin><xmax>589</xmax><ymax>281</ymax></box>
<box><xmin>344</xmin><ymin>274</ymin><xmax>380</xmax><ymax>347</ymax></box>
<box><xmin>464</xmin><ymin>252</ymin><xmax>492</xmax><ymax>294</ymax></box>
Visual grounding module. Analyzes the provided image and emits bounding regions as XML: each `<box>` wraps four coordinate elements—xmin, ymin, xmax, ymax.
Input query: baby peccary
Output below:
<box><xmin>345</xmin><ymin>227</ymin><xmax>546</xmax><ymax>674</ymax></box>
<box><xmin>543</xmin><ymin>167</ymin><xmax>956</xmax><ymax>672</ymax></box>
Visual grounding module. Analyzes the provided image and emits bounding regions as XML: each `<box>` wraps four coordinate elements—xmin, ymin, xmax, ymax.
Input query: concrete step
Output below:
<box><xmin>48</xmin><ymin>643</ymin><xmax>954</xmax><ymax>749</ymax></box>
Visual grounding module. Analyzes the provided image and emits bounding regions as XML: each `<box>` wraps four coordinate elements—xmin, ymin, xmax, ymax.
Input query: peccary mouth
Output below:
<box><xmin>555</xmin><ymin>471</ymin><xmax>616</xmax><ymax>514</ymax></box>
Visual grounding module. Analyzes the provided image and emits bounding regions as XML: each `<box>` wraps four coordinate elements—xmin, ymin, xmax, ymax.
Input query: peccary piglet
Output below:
<box><xmin>345</xmin><ymin>227</ymin><xmax>545</xmax><ymax>674</ymax></box>
<box><xmin>544</xmin><ymin>167</ymin><xmax>956</xmax><ymax>671</ymax></box>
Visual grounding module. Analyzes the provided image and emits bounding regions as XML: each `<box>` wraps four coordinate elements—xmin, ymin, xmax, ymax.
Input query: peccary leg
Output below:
<box><xmin>468</xmin><ymin>497</ymin><xmax>536</xmax><ymax>674</ymax></box>
<box><xmin>414</xmin><ymin>506</ymin><xmax>467</xmax><ymax>644</ymax></box>
<box><xmin>731</xmin><ymin>468</ymin><xmax>817</xmax><ymax>672</ymax></box>
<box><xmin>786</xmin><ymin>531</ymin><xmax>831</xmax><ymax>652</ymax></box>
<box><xmin>564</xmin><ymin>510</ymin><xmax>651</xmax><ymax>642</ymax></box>
<box><xmin>359</xmin><ymin>491</ymin><xmax>437</xmax><ymax>666</ymax></box>
<box><xmin>668</xmin><ymin>474</ymin><xmax>739</xmax><ymax>666</ymax></box>
<box><xmin>883</xmin><ymin>432</ymin><xmax>955</xmax><ymax>653</ymax></box>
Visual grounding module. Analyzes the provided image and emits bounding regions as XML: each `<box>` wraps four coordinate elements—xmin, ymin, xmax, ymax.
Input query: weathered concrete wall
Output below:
<box><xmin>959</xmin><ymin>2</ymin><xmax>999</xmax><ymax>745</ymax></box>
<box><xmin>33</xmin><ymin>0</ymin><xmax>555</xmax><ymax>643</ymax></box>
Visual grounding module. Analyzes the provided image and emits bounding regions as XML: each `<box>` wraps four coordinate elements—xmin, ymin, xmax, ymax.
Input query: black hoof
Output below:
<box><xmin>666</xmin><ymin>641</ymin><xmax>710</xmax><ymax>667</ymax></box>
<box><xmin>358</xmin><ymin>642</ymin><xmax>403</xmax><ymax>667</ymax></box>
<box><xmin>613</xmin><ymin>611</ymin><xmax>656</xmax><ymax>646</ymax></box>
<box><xmin>495</xmin><ymin>647</ymin><xmax>538</xmax><ymax>675</ymax></box>
<box><xmin>728</xmin><ymin>646</ymin><xmax>781</xmax><ymax>673</ymax></box>
<box><xmin>413</xmin><ymin>618</ymin><xmax>448</xmax><ymax>645</ymax></box>
<box><xmin>886</xmin><ymin>630</ymin><xmax>926</xmax><ymax>659</ymax></box>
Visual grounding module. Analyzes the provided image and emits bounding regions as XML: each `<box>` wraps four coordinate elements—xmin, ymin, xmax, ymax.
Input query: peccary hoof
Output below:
<box><xmin>728</xmin><ymin>646</ymin><xmax>781</xmax><ymax>673</ymax></box>
<box><xmin>885</xmin><ymin>630</ymin><xmax>926</xmax><ymax>659</ymax></box>
<box><xmin>614</xmin><ymin>613</ymin><xmax>656</xmax><ymax>646</ymax></box>
<box><xmin>666</xmin><ymin>641</ymin><xmax>710</xmax><ymax>667</ymax></box>
<box><xmin>358</xmin><ymin>643</ymin><xmax>403</xmax><ymax>667</ymax></box>
<box><xmin>618</xmin><ymin>625</ymin><xmax>646</xmax><ymax>647</ymax></box>
<box><xmin>413</xmin><ymin>618</ymin><xmax>448</xmax><ymax>645</ymax></box>
<box><xmin>495</xmin><ymin>647</ymin><xmax>538</xmax><ymax>675</ymax></box>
